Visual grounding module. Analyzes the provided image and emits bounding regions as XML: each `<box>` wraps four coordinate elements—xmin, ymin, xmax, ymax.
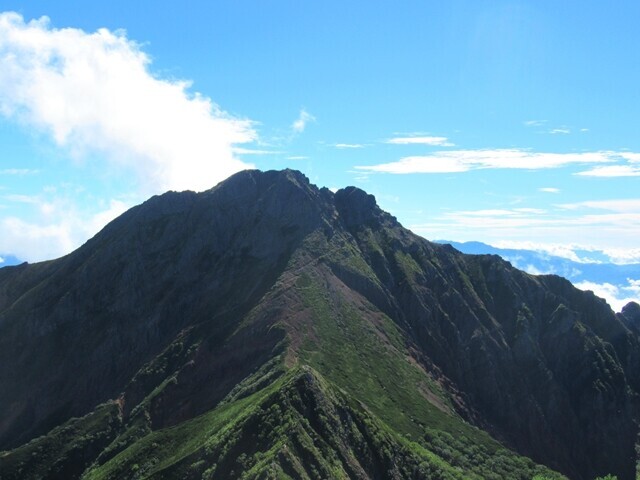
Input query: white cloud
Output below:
<box><xmin>490</xmin><ymin>241</ymin><xmax>640</xmax><ymax>265</ymax></box>
<box><xmin>539</xmin><ymin>187</ymin><xmax>560</xmax><ymax>193</ymax></box>
<box><xmin>286</xmin><ymin>155</ymin><xmax>308</xmax><ymax>160</ymax></box>
<box><xmin>627</xmin><ymin>279</ymin><xmax>640</xmax><ymax>294</ymax></box>
<box><xmin>524</xmin><ymin>120</ymin><xmax>546</xmax><ymax>127</ymax></box>
<box><xmin>0</xmin><ymin>12</ymin><xmax>255</xmax><ymax>194</ymax></box>
<box><xmin>447</xmin><ymin>239</ymin><xmax>640</xmax><ymax>266</ymax></box>
<box><xmin>601</xmin><ymin>249</ymin><xmax>640</xmax><ymax>265</ymax></box>
<box><xmin>0</xmin><ymin>256</ymin><xmax>4</xmax><ymax>264</ymax></box>
<box><xmin>558</xmin><ymin>199</ymin><xmax>640</xmax><ymax>213</ymax></box>
<box><xmin>514</xmin><ymin>207</ymin><xmax>546</xmax><ymax>214</ymax></box>
<box><xmin>440</xmin><ymin>211</ymin><xmax>639</xmax><ymax>231</ymax></box>
<box><xmin>0</xmin><ymin>197</ymin><xmax>129</xmax><ymax>262</ymax></box>
<box><xmin>291</xmin><ymin>109</ymin><xmax>315</xmax><ymax>133</ymax></box>
<box><xmin>87</xmin><ymin>199</ymin><xmax>130</xmax><ymax>235</ymax></box>
<box><xmin>572</xmin><ymin>152</ymin><xmax>640</xmax><ymax>177</ymax></box>
<box><xmin>4</xmin><ymin>193</ymin><xmax>39</xmax><ymax>204</ymax></box>
<box><xmin>550</xmin><ymin>128</ymin><xmax>570</xmax><ymax>134</ymax></box>
<box><xmin>0</xmin><ymin>168</ymin><xmax>38</xmax><ymax>175</ymax></box>
<box><xmin>576</xmin><ymin>165</ymin><xmax>640</xmax><ymax>177</ymax></box>
<box><xmin>386</xmin><ymin>136</ymin><xmax>453</xmax><ymax>147</ymax></box>
<box><xmin>573</xmin><ymin>279</ymin><xmax>639</xmax><ymax>312</ymax></box>
<box><xmin>447</xmin><ymin>208</ymin><xmax>546</xmax><ymax>218</ymax></box>
<box><xmin>522</xmin><ymin>264</ymin><xmax>546</xmax><ymax>275</ymax></box>
<box><xmin>410</xmin><ymin>206</ymin><xmax>640</xmax><ymax>260</ymax></box>
<box><xmin>355</xmin><ymin>149</ymin><xmax>620</xmax><ymax>174</ymax></box>
<box><xmin>0</xmin><ymin>216</ymin><xmax>75</xmax><ymax>262</ymax></box>
<box><xmin>621</xmin><ymin>153</ymin><xmax>640</xmax><ymax>162</ymax></box>
<box><xmin>232</xmin><ymin>147</ymin><xmax>283</xmax><ymax>155</ymax></box>
<box><xmin>359</xmin><ymin>154</ymin><xmax>468</xmax><ymax>173</ymax></box>
<box><xmin>493</xmin><ymin>241</ymin><xmax>588</xmax><ymax>263</ymax></box>
<box><xmin>334</xmin><ymin>143</ymin><xmax>365</xmax><ymax>149</ymax></box>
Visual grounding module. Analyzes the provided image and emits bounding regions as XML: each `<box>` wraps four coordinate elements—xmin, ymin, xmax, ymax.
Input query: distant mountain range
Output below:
<box><xmin>437</xmin><ymin>240</ymin><xmax>640</xmax><ymax>312</ymax></box>
<box><xmin>1</xmin><ymin>170</ymin><xmax>639</xmax><ymax>479</ymax></box>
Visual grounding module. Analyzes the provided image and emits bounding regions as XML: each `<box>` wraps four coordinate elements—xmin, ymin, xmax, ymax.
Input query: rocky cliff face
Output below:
<box><xmin>1</xmin><ymin>169</ymin><xmax>638</xmax><ymax>479</ymax></box>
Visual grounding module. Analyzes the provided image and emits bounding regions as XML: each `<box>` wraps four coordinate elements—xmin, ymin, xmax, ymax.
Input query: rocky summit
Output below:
<box><xmin>1</xmin><ymin>169</ymin><xmax>638</xmax><ymax>480</ymax></box>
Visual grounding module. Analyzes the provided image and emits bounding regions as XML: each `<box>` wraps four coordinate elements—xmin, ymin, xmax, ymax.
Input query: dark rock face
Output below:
<box><xmin>619</xmin><ymin>301</ymin><xmax>640</xmax><ymax>331</ymax></box>
<box><xmin>1</xmin><ymin>169</ymin><xmax>638</xmax><ymax>479</ymax></box>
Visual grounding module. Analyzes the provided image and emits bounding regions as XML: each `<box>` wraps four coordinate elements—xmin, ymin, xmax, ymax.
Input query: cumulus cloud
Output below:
<box><xmin>601</xmin><ymin>249</ymin><xmax>640</xmax><ymax>265</ymax></box>
<box><xmin>291</xmin><ymin>109</ymin><xmax>315</xmax><ymax>133</ymax></box>
<box><xmin>0</xmin><ymin>12</ymin><xmax>255</xmax><ymax>194</ymax></box>
<box><xmin>576</xmin><ymin>165</ymin><xmax>640</xmax><ymax>177</ymax></box>
<box><xmin>0</xmin><ymin>197</ymin><xmax>129</xmax><ymax>262</ymax></box>
<box><xmin>386</xmin><ymin>136</ymin><xmax>454</xmax><ymax>147</ymax></box>
<box><xmin>539</xmin><ymin>187</ymin><xmax>560</xmax><ymax>193</ymax></box>
<box><xmin>355</xmin><ymin>149</ymin><xmax>622</xmax><ymax>174</ymax></box>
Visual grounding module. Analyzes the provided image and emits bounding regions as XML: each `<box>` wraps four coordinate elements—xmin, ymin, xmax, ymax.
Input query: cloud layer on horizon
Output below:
<box><xmin>410</xmin><ymin>199</ymin><xmax>640</xmax><ymax>264</ymax></box>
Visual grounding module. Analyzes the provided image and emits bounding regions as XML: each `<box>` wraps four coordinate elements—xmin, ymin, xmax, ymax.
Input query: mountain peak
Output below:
<box><xmin>334</xmin><ymin>185</ymin><xmax>397</xmax><ymax>229</ymax></box>
<box><xmin>214</xmin><ymin>168</ymin><xmax>313</xmax><ymax>194</ymax></box>
<box><xmin>619</xmin><ymin>301</ymin><xmax>640</xmax><ymax>330</ymax></box>
<box><xmin>335</xmin><ymin>186</ymin><xmax>377</xmax><ymax>208</ymax></box>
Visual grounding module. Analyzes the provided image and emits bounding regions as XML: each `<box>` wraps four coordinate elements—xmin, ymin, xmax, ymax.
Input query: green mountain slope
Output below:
<box><xmin>2</xmin><ymin>366</ymin><xmax>564</xmax><ymax>480</ymax></box>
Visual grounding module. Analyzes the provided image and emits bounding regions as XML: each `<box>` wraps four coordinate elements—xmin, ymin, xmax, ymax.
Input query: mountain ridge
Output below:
<box><xmin>1</xmin><ymin>169</ymin><xmax>638</xmax><ymax>479</ymax></box>
<box><xmin>438</xmin><ymin>240</ymin><xmax>640</xmax><ymax>313</ymax></box>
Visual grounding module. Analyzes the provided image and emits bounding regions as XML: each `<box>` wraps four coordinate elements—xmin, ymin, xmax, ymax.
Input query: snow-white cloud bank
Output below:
<box><xmin>0</xmin><ymin>12</ymin><xmax>255</xmax><ymax>194</ymax></box>
<box><xmin>489</xmin><ymin>241</ymin><xmax>640</xmax><ymax>265</ymax></box>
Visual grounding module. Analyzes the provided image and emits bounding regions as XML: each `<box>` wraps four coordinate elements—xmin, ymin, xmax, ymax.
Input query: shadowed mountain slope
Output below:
<box><xmin>1</xmin><ymin>169</ymin><xmax>638</xmax><ymax>479</ymax></box>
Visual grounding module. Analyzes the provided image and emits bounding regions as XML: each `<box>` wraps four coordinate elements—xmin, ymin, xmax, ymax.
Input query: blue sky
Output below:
<box><xmin>0</xmin><ymin>1</ymin><xmax>639</xmax><ymax>274</ymax></box>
